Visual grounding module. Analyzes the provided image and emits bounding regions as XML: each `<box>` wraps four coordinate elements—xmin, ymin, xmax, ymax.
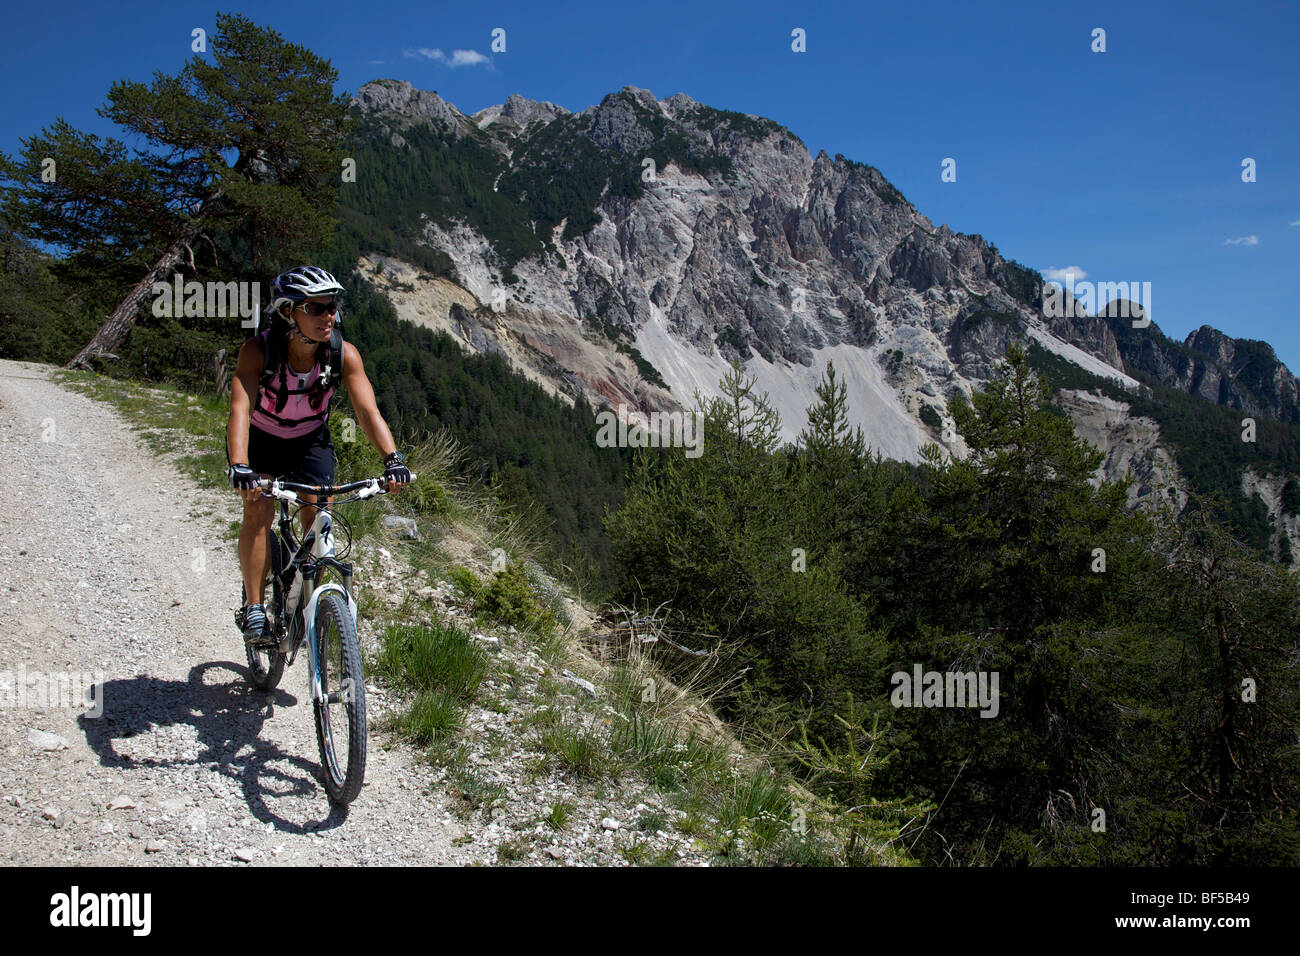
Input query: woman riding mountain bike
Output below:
<box><xmin>225</xmin><ymin>265</ymin><xmax>411</xmax><ymax>644</ymax></box>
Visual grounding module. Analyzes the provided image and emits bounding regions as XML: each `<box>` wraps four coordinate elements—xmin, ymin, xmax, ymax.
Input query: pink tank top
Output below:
<box><xmin>250</xmin><ymin>328</ymin><xmax>337</xmax><ymax>438</ymax></box>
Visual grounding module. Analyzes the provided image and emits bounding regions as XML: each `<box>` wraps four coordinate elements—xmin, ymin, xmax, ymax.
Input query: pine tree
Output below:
<box><xmin>608</xmin><ymin>363</ymin><xmax>884</xmax><ymax>736</ymax></box>
<box><xmin>924</xmin><ymin>342</ymin><xmax>1144</xmax><ymax>640</ymax></box>
<box><xmin>799</xmin><ymin>361</ymin><xmax>866</xmax><ymax>474</ymax></box>
<box><xmin>608</xmin><ymin>362</ymin><xmax>787</xmax><ymax>636</ymax></box>
<box><xmin>1145</xmin><ymin>495</ymin><xmax>1300</xmax><ymax>862</ymax></box>
<box><xmin>797</xmin><ymin>361</ymin><xmax>870</xmax><ymax>565</ymax></box>
<box><xmin>878</xmin><ymin>343</ymin><xmax>1155</xmax><ymax>863</ymax></box>
<box><xmin>0</xmin><ymin>13</ymin><xmax>353</xmax><ymax>368</ymax></box>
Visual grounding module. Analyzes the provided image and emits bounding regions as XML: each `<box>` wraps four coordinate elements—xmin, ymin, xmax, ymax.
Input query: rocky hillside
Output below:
<box><xmin>343</xmin><ymin>78</ymin><xmax>1300</xmax><ymax>546</ymax></box>
<box><xmin>1097</xmin><ymin>305</ymin><xmax>1300</xmax><ymax>426</ymax></box>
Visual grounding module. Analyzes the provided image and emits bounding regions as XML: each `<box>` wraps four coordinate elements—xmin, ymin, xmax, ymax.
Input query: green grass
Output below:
<box><xmin>608</xmin><ymin>710</ymin><xmax>731</xmax><ymax>794</ymax></box>
<box><xmin>380</xmin><ymin>430</ymin><xmax>456</xmax><ymax>519</ymax></box>
<box><xmin>496</xmin><ymin>838</ymin><xmax>531</xmax><ymax>863</ymax></box>
<box><xmin>423</xmin><ymin>738</ymin><xmax>471</xmax><ymax>770</ymax></box>
<box><xmin>617</xmin><ymin>834</ymin><xmax>651</xmax><ymax>865</ymax></box>
<box><xmin>518</xmin><ymin>707</ymin><xmax>563</xmax><ymax>733</ymax></box>
<box><xmin>710</xmin><ymin>766</ymin><xmax>796</xmax><ymax>858</ymax></box>
<box><xmin>397</xmin><ymin>688</ymin><xmax>465</xmax><ymax>745</ymax></box>
<box><xmin>448</xmin><ymin>768</ymin><xmax>508</xmax><ymax>820</ymax></box>
<box><xmin>604</xmin><ymin>658</ymin><xmax>731</xmax><ymax>793</ymax></box>
<box><xmin>606</xmin><ymin>660</ymin><xmax>652</xmax><ymax>714</ymax></box>
<box><xmin>636</xmin><ymin>808</ymin><xmax>671</xmax><ymax>833</ymax></box>
<box><xmin>375</xmin><ymin>621</ymin><xmax>488</xmax><ymax>700</ymax></box>
<box><xmin>537</xmin><ymin>723</ymin><xmax>612</xmax><ymax>779</ymax></box>
<box><xmin>676</xmin><ymin>811</ymin><xmax>711</xmax><ymax>839</ymax></box>
<box><xmin>373</xmin><ymin>621</ymin><xmax>489</xmax><ymax>751</ymax></box>
<box><xmin>609</xmin><ymin>712</ymin><xmax>675</xmax><ymax>768</ymax></box>
<box><xmin>545</xmin><ymin>799</ymin><xmax>575</xmax><ymax>831</ymax></box>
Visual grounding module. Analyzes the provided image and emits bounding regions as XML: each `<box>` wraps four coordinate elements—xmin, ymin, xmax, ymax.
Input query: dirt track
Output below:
<box><xmin>0</xmin><ymin>360</ymin><xmax>473</xmax><ymax>865</ymax></box>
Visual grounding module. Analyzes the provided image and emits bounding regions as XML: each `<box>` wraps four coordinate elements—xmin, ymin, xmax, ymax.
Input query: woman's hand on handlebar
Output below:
<box><xmin>228</xmin><ymin>463</ymin><xmax>265</xmax><ymax>505</ymax></box>
<box><xmin>383</xmin><ymin>451</ymin><xmax>411</xmax><ymax>493</ymax></box>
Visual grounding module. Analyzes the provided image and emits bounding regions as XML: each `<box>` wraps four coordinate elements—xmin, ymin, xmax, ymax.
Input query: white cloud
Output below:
<box><xmin>1224</xmin><ymin>235</ymin><xmax>1260</xmax><ymax>246</ymax></box>
<box><xmin>402</xmin><ymin>47</ymin><xmax>490</xmax><ymax>68</ymax></box>
<box><xmin>1289</xmin><ymin>219</ymin><xmax>1300</xmax><ymax>227</ymax></box>
<box><xmin>369</xmin><ymin>59</ymin><xmax>385</xmax><ymax>65</ymax></box>
<box><xmin>1042</xmin><ymin>266</ymin><xmax>1088</xmax><ymax>283</ymax></box>
<box><xmin>448</xmin><ymin>49</ymin><xmax>489</xmax><ymax>67</ymax></box>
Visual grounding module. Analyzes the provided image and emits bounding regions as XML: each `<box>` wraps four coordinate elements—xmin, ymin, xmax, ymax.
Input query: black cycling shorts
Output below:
<box><xmin>228</xmin><ymin>422</ymin><xmax>336</xmax><ymax>486</ymax></box>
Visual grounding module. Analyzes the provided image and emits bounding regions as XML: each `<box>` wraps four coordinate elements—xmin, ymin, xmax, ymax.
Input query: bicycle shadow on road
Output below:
<box><xmin>77</xmin><ymin>661</ymin><xmax>350</xmax><ymax>836</ymax></box>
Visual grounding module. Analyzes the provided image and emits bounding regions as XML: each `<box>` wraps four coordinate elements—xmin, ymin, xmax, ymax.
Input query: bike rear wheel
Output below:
<box><xmin>241</xmin><ymin>581</ymin><xmax>285</xmax><ymax>692</ymax></box>
<box><xmin>312</xmin><ymin>590</ymin><xmax>366</xmax><ymax>804</ymax></box>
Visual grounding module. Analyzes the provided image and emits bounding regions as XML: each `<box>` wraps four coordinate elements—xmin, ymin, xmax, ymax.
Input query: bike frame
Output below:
<box><xmin>245</xmin><ymin>472</ymin><xmax>414</xmax><ymax>805</ymax></box>
<box><xmin>263</xmin><ymin>478</ymin><xmax>386</xmax><ymax>703</ymax></box>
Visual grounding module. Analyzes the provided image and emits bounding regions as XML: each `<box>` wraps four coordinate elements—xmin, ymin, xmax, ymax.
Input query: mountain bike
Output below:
<box><xmin>234</xmin><ymin>473</ymin><xmax>413</xmax><ymax>805</ymax></box>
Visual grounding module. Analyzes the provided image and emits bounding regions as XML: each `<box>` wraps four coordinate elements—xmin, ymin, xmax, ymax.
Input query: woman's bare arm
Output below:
<box><xmin>340</xmin><ymin>341</ymin><xmax>398</xmax><ymax>459</ymax></box>
<box><xmin>227</xmin><ymin>337</ymin><xmax>265</xmax><ymax>465</ymax></box>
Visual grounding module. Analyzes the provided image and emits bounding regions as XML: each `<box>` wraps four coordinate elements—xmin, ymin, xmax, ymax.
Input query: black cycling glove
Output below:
<box><xmin>228</xmin><ymin>462</ymin><xmax>260</xmax><ymax>491</ymax></box>
<box><xmin>383</xmin><ymin>450</ymin><xmax>411</xmax><ymax>486</ymax></box>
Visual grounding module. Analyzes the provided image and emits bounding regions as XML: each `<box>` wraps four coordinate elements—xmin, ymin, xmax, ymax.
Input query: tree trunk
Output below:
<box><xmin>1215</xmin><ymin>601</ymin><xmax>1236</xmax><ymax>800</ymax></box>
<box><xmin>66</xmin><ymin>190</ymin><xmax>223</xmax><ymax>370</ymax></box>
<box><xmin>214</xmin><ymin>348</ymin><xmax>230</xmax><ymax>396</ymax></box>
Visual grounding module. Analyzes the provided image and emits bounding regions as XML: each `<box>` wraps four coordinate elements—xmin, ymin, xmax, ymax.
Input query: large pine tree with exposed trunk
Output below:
<box><xmin>0</xmin><ymin>12</ymin><xmax>353</xmax><ymax>368</ymax></box>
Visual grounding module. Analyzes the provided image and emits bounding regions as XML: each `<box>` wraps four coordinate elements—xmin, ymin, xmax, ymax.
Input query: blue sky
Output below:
<box><xmin>4</xmin><ymin>0</ymin><xmax>1298</xmax><ymax>368</ymax></box>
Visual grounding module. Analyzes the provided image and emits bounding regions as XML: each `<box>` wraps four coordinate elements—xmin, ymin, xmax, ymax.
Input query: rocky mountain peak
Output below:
<box><xmin>352</xmin><ymin>79</ymin><xmax>472</xmax><ymax>141</ymax></box>
<box><xmin>1185</xmin><ymin>324</ymin><xmax>1236</xmax><ymax>363</ymax></box>
<box><xmin>475</xmin><ymin>93</ymin><xmax>571</xmax><ymax>131</ymax></box>
<box><xmin>618</xmin><ymin>85</ymin><xmax>665</xmax><ymax>113</ymax></box>
<box><xmin>583</xmin><ymin>88</ymin><xmax>675</xmax><ymax>154</ymax></box>
<box><xmin>660</xmin><ymin>92</ymin><xmax>699</xmax><ymax>117</ymax></box>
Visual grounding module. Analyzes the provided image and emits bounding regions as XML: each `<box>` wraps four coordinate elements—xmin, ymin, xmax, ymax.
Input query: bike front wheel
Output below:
<box><xmin>312</xmin><ymin>590</ymin><xmax>367</xmax><ymax>804</ymax></box>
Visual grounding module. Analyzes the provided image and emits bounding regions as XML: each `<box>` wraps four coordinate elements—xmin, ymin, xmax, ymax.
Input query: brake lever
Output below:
<box><xmin>358</xmin><ymin>472</ymin><xmax>417</xmax><ymax>500</ymax></box>
<box><xmin>259</xmin><ymin>480</ymin><xmax>298</xmax><ymax>503</ymax></box>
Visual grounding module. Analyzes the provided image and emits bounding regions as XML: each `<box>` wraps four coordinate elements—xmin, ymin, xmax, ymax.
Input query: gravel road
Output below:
<box><xmin>0</xmin><ymin>359</ymin><xmax>474</xmax><ymax>866</ymax></box>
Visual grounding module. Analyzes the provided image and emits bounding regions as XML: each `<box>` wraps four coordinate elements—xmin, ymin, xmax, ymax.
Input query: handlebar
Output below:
<box><xmin>255</xmin><ymin>474</ymin><xmax>416</xmax><ymax>504</ymax></box>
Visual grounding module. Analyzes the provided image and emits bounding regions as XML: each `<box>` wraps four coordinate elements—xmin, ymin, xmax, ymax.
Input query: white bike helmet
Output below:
<box><xmin>269</xmin><ymin>265</ymin><xmax>345</xmax><ymax>315</ymax></box>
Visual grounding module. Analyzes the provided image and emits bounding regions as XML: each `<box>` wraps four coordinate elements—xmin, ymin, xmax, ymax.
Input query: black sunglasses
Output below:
<box><xmin>296</xmin><ymin>299</ymin><xmax>339</xmax><ymax>317</ymax></box>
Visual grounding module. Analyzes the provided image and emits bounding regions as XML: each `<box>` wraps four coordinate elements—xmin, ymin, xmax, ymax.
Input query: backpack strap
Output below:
<box><xmin>258</xmin><ymin>323</ymin><xmax>293</xmax><ymax>414</ymax></box>
<box><xmin>307</xmin><ymin>327</ymin><xmax>344</xmax><ymax>411</ymax></box>
<box><xmin>323</xmin><ymin>326</ymin><xmax>344</xmax><ymax>387</ymax></box>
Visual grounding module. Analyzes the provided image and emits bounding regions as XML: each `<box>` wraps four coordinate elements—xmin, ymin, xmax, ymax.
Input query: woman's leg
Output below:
<box><xmin>296</xmin><ymin>427</ymin><xmax>336</xmax><ymax>545</ymax></box>
<box><xmin>297</xmin><ymin>492</ymin><xmax>332</xmax><ymax>593</ymax></box>
<box><xmin>239</xmin><ymin>485</ymin><xmax>275</xmax><ymax>604</ymax></box>
<box><xmin>298</xmin><ymin>492</ymin><xmax>327</xmax><ymax>539</ymax></box>
<box><xmin>298</xmin><ymin>493</ymin><xmax>334</xmax><ymax>568</ymax></box>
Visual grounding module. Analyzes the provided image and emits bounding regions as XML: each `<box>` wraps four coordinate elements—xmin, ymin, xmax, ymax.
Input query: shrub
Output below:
<box><xmin>474</xmin><ymin>562</ymin><xmax>557</xmax><ymax>633</ymax></box>
<box><xmin>447</xmin><ymin>565</ymin><xmax>483</xmax><ymax>600</ymax></box>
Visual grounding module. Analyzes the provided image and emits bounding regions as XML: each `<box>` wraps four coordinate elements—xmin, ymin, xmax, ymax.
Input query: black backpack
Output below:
<box><xmin>256</xmin><ymin>309</ymin><xmax>345</xmax><ymax>414</ymax></box>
